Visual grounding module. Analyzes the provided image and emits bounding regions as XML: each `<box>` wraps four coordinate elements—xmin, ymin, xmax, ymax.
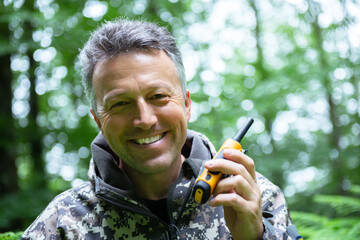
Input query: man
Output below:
<box><xmin>22</xmin><ymin>19</ymin><xmax>300</xmax><ymax>239</ymax></box>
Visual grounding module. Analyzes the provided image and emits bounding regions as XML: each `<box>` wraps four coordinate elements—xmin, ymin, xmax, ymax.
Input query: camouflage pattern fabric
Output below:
<box><xmin>22</xmin><ymin>130</ymin><xmax>298</xmax><ymax>239</ymax></box>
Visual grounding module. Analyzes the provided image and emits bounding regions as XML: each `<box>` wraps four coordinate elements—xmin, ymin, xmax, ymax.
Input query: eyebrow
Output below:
<box><xmin>103</xmin><ymin>90</ymin><xmax>127</xmax><ymax>104</ymax></box>
<box><xmin>103</xmin><ymin>82</ymin><xmax>174</xmax><ymax>104</ymax></box>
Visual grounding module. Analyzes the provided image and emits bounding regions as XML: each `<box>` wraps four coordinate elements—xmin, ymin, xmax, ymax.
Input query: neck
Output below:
<box><xmin>122</xmin><ymin>155</ymin><xmax>185</xmax><ymax>200</ymax></box>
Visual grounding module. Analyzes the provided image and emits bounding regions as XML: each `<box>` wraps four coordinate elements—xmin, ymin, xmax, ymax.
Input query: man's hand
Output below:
<box><xmin>204</xmin><ymin>149</ymin><xmax>263</xmax><ymax>240</ymax></box>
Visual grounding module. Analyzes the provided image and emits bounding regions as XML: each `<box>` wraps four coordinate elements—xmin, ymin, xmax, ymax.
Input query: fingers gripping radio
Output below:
<box><xmin>193</xmin><ymin>118</ymin><xmax>254</xmax><ymax>204</ymax></box>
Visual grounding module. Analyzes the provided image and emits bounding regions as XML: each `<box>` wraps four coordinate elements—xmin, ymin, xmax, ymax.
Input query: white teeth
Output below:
<box><xmin>135</xmin><ymin>134</ymin><xmax>163</xmax><ymax>145</ymax></box>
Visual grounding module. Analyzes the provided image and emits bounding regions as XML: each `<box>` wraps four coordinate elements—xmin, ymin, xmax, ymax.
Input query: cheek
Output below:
<box><xmin>167</xmin><ymin>97</ymin><xmax>188</xmax><ymax>117</ymax></box>
<box><xmin>161</xmin><ymin>105</ymin><xmax>188</xmax><ymax>129</ymax></box>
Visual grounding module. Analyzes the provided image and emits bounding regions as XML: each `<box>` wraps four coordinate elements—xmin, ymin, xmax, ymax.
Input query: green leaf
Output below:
<box><xmin>314</xmin><ymin>195</ymin><xmax>360</xmax><ymax>216</ymax></box>
<box><xmin>0</xmin><ymin>232</ymin><xmax>23</xmax><ymax>240</ymax></box>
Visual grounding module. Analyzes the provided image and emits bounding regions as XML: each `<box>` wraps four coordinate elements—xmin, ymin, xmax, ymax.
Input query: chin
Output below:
<box><xmin>133</xmin><ymin>155</ymin><xmax>180</xmax><ymax>175</ymax></box>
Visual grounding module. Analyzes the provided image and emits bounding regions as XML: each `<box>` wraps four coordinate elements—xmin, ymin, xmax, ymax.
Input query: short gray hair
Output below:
<box><xmin>78</xmin><ymin>19</ymin><xmax>186</xmax><ymax>115</ymax></box>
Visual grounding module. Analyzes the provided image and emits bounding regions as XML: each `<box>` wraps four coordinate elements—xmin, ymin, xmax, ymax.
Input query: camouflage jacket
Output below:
<box><xmin>22</xmin><ymin>130</ymin><xmax>299</xmax><ymax>240</ymax></box>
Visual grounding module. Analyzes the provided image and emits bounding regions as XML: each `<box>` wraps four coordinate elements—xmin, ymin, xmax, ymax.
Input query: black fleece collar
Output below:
<box><xmin>90</xmin><ymin>129</ymin><xmax>215</xmax><ymax>191</ymax></box>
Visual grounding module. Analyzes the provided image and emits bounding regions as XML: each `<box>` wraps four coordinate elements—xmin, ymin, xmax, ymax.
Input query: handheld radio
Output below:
<box><xmin>193</xmin><ymin>118</ymin><xmax>254</xmax><ymax>204</ymax></box>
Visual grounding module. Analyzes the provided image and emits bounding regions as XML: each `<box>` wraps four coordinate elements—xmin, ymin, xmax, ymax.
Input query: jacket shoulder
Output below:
<box><xmin>256</xmin><ymin>172</ymin><xmax>282</xmax><ymax>207</ymax></box>
<box><xmin>22</xmin><ymin>182</ymin><xmax>95</xmax><ymax>239</ymax></box>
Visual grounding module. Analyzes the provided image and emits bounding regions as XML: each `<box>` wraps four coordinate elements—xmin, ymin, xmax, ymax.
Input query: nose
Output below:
<box><xmin>133</xmin><ymin>98</ymin><xmax>157</xmax><ymax>130</ymax></box>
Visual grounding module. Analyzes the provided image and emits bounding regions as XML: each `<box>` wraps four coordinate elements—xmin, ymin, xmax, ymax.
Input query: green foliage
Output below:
<box><xmin>293</xmin><ymin>211</ymin><xmax>360</xmax><ymax>240</ymax></box>
<box><xmin>0</xmin><ymin>0</ymin><xmax>359</xmax><ymax>234</ymax></box>
<box><xmin>0</xmin><ymin>188</ymin><xmax>56</xmax><ymax>231</ymax></box>
<box><xmin>0</xmin><ymin>232</ymin><xmax>23</xmax><ymax>240</ymax></box>
<box><xmin>292</xmin><ymin>185</ymin><xmax>360</xmax><ymax>240</ymax></box>
<box><xmin>350</xmin><ymin>185</ymin><xmax>360</xmax><ymax>195</ymax></box>
<box><xmin>314</xmin><ymin>195</ymin><xmax>360</xmax><ymax>217</ymax></box>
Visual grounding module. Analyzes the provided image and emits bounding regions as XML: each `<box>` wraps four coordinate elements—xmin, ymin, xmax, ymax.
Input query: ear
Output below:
<box><xmin>184</xmin><ymin>90</ymin><xmax>191</xmax><ymax>122</ymax></box>
<box><xmin>90</xmin><ymin>109</ymin><xmax>102</xmax><ymax>130</ymax></box>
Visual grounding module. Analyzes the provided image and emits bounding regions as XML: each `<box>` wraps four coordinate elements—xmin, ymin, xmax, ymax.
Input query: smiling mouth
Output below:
<box><xmin>133</xmin><ymin>133</ymin><xmax>165</xmax><ymax>145</ymax></box>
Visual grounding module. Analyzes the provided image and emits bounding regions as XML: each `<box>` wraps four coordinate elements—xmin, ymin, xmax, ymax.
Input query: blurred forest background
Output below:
<box><xmin>0</xmin><ymin>0</ymin><xmax>359</xmax><ymax>239</ymax></box>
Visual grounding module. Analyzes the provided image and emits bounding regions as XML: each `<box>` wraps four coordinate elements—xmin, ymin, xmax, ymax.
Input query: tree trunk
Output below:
<box><xmin>248</xmin><ymin>0</ymin><xmax>285</xmax><ymax>188</ymax></box>
<box><xmin>0</xmin><ymin>22</ymin><xmax>18</xmax><ymax>195</ymax></box>
<box><xmin>309</xmin><ymin>0</ymin><xmax>343</xmax><ymax>193</ymax></box>
<box><xmin>23</xmin><ymin>17</ymin><xmax>46</xmax><ymax>188</ymax></box>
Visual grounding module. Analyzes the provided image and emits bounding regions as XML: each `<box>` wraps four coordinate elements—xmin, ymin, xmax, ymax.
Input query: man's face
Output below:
<box><xmin>91</xmin><ymin>50</ymin><xmax>191</xmax><ymax>176</ymax></box>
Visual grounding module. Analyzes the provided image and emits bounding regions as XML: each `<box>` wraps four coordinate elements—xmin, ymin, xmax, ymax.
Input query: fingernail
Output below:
<box><xmin>205</xmin><ymin>161</ymin><xmax>213</xmax><ymax>168</ymax></box>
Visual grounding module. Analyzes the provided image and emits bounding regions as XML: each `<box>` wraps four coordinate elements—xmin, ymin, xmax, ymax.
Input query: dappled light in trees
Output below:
<box><xmin>0</xmin><ymin>0</ymin><xmax>359</xmax><ymax>237</ymax></box>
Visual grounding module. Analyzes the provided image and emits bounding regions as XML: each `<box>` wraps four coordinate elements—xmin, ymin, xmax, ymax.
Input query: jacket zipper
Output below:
<box><xmin>94</xmin><ymin>161</ymin><xmax>199</xmax><ymax>239</ymax></box>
